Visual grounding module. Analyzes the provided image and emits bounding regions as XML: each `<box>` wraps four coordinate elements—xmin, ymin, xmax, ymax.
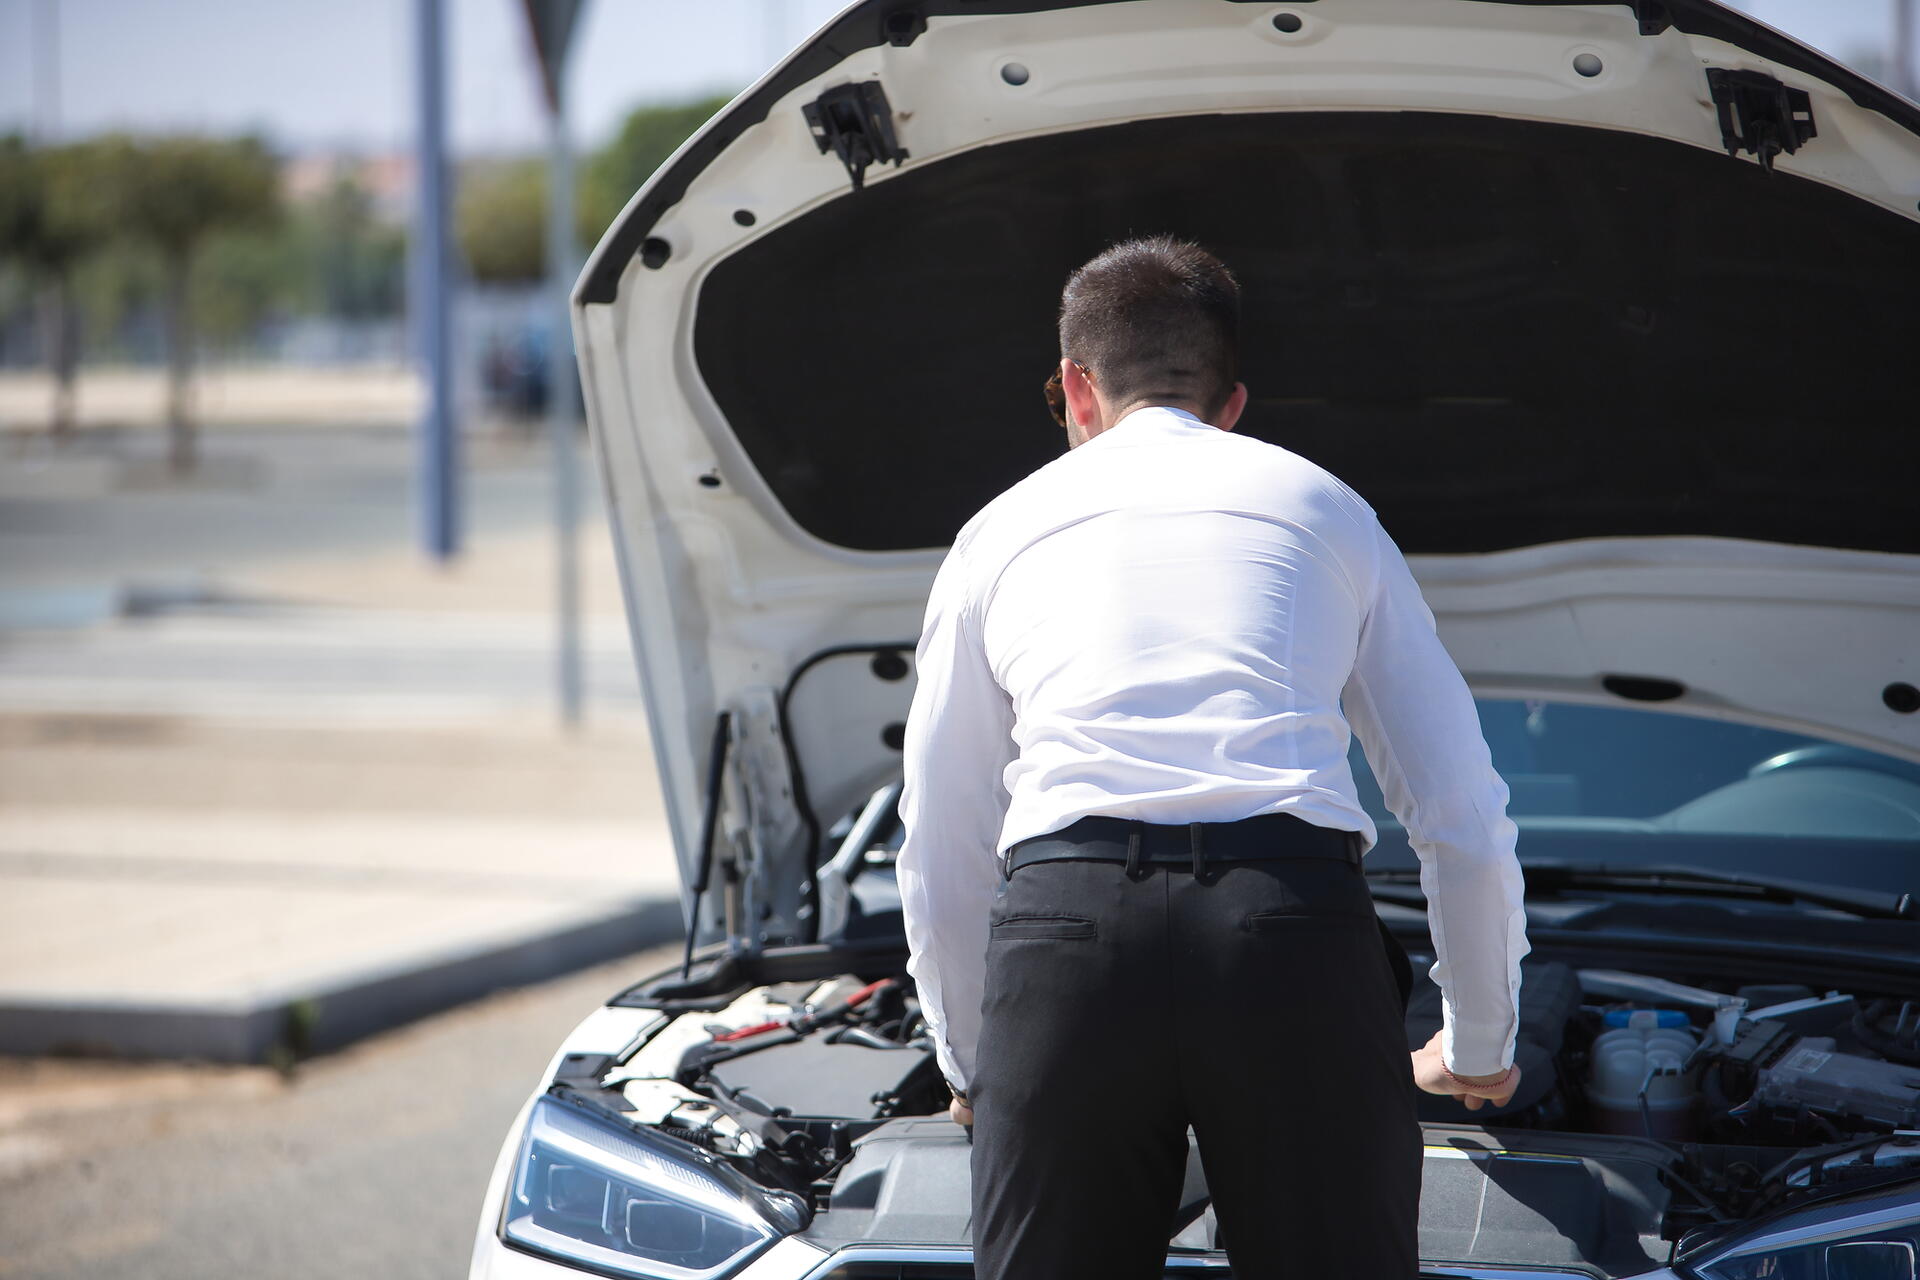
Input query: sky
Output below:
<box><xmin>0</xmin><ymin>0</ymin><xmax>853</xmax><ymax>154</ymax></box>
<box><xmin>0</xmin><ymin>0</ymin><xmax>1907</xmax><ymax>157</ymax></box>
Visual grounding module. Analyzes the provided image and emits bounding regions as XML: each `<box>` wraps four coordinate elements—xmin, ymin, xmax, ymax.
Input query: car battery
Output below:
<box><xmin>1756</xmin><ymin>1038</ymin><xmax>1920</xmax><ymax>1129</ymax></box>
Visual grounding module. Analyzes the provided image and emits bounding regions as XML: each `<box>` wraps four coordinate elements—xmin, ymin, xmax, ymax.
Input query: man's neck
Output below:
<box><xmin>1070</xmin><ymin>401</ymin><xmax>1213</xmax><ymax>449</ymax></box>
<box><xmin>1111</xmin><ymin>399</ymin><xmax>1208</xmax><ymax>425</ymax></box>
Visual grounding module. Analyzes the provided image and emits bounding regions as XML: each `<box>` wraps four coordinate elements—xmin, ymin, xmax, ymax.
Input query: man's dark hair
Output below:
<box><xmin>1058</xmin><ymin>236</ymin><xmax>1241</xmax><ymax>420</ymax></box>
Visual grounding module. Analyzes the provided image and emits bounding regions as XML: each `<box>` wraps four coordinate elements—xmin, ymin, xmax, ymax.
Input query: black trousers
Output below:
<box><xmin>969</xmin><ymin>843</ymin><xmax>1421</xmax><ymax>1280</ymax></box>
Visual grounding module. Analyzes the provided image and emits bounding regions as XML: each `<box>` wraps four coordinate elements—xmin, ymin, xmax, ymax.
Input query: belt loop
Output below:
<box><xmin>1124</xmin><ymin>826</ymin><xmax>1142</xmax><ymax>879</ymax></box>
<box><xmin>1003</xmin><ymin>846</ymin><xmax>1014</xmax><ymax>882</ymax></box>
<box><xmin>1189</xmin><ymin>822</ymin><xmax>1205</xmax><ymax>879</ymax></box>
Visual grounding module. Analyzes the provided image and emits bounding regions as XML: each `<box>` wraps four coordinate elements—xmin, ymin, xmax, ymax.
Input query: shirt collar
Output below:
<box><xmin>1093</xmin><ymin>404</ymin><xmax>1210</xmax><ymax>444</ymax></box>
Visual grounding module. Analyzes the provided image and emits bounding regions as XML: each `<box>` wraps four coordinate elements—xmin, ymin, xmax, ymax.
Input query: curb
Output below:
<box><xmin>0</xmin><ymin>896</ymin><xmax>684</xmax><ymax>1063</ymax></box>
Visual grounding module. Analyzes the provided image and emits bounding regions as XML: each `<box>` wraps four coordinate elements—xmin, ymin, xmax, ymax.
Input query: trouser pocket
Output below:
<box><xmin>1242</xmin><ymin>908</ymin><xmax>1372</xmax><ymax>932</ymax></box>
<box><xmin>990</xmin><ymin>914</ymin><xmax>1096</xmax><ymax>941</ymax></box>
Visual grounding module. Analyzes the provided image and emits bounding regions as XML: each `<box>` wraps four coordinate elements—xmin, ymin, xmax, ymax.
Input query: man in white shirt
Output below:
<box><xmin>897</xmin><ymin>237</ymin><xmax>1527</xmax><ymax>1280</ymax></box>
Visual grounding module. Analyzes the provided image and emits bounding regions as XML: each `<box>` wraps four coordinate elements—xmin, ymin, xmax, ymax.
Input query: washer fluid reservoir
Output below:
<box><xmin>1587</xmin><ymin>1010</ymin><xmax>1699</xmax><ymax>1140</ymax></box>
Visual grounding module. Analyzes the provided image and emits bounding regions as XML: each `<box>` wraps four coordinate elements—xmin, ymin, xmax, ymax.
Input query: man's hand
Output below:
<box><xmin>1411</xmin><ymin>1030</ymin><xmax>1520</xmax><ymax>1111</ymax></box>
<box><xmin>949</xmin><ymin>1094</ymin><xmax>974</xmax><ymax>1127</ymax></box>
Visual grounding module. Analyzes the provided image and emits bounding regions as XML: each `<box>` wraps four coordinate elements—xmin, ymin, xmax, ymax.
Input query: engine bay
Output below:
<box><xmin>546</xmin><ymin>951</ymin><xmax>1920</xmax><ymax>1273</ymax></box>
<box><xmin>574</xmin><ymin>676</ymin><xmax>1920</xmax><ymax>1271</ymax></box>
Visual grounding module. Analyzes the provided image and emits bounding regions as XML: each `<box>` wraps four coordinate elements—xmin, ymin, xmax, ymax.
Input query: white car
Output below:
<box><xmin>471</xmin><ymin>1</ymin><xmax>1920</xmax><ymax>1276</ymax></box>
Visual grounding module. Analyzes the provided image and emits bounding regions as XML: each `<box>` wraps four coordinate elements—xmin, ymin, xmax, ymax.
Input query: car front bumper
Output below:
<box><xmin>469</xmin><ymin>1232</ymin><xmax>1669</xmax><ymax>1280</ymax></box>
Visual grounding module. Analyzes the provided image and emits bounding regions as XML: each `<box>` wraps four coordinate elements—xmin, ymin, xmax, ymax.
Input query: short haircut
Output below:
<box><xmin>1058</xmin><ymin>236</ymin><xmax>1241</xmax><ymax>419</ymax></box>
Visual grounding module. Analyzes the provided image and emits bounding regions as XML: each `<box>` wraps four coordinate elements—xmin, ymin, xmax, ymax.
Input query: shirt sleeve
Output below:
<box><xmin>1342</xmin><ymin>520</ymin><xmax>1529</xmax><ymax>1076</ymax></box>
<box><xmin>896</xmin><ymin>545</ymin><xmax>1017</xmax><ymax>1095</ymax></box>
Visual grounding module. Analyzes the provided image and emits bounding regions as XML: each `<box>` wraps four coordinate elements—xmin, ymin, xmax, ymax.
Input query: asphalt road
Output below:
<box><xmin>0</xmin><ymin>605</ymin><xmax>645</xmax><ymax>721</ymax></box>
<box><xmin>1</xmin><ymin>425</ymin><xmax>590</xmax><ymax>595</ymax></box>
<box><xmin>0</xmin><ymin>423</ymin><xmax>641</xmax><ymax>721</ymax></box>
<box><xmin>0</xmin><ymin>945</ymin><xmax>678</xmax><ymax>1280</ymax></box>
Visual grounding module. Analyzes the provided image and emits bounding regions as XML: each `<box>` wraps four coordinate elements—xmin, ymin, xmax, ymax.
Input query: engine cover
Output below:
<box><xmin>706</xmin><ymin>1034</ymin><xmax>941</xmax><ymax>1119</ymax></box>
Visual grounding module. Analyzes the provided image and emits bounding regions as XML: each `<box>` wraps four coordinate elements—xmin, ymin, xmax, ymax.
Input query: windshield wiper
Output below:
<box><xmin>1366</xmin><ymin>861</ymin><xmax>1919</xmax><ymax>921</ymax></box>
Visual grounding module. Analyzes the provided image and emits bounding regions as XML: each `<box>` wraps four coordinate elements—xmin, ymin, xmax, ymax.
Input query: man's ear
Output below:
<box><xmin>1062</xmin><ymin>358</ymin><xmax>1102</xmax><ymax>437</ymax></box>
<box><xmin>1214</xmin><ymin>382</ymin><xmax>1249</xmax><ymax>433</ymax></box>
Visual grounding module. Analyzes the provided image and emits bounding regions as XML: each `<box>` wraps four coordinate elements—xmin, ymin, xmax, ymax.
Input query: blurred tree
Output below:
<box><xmin>302</xmin><ymin>178</ymin><xmax>406</xmax><ymax>320</ymax></box>
<box><xmin>104</xmin><ymin>134</ymin><xmax>281</xmax><ymax>470</ymax></box>
<box><xmin>74</xmin><ymin>170</ymin><xmax>403</xmax><ymax>369</ymax></box>
<box><xmin>456</xmin><ymin>158</ymin><xmax>547</xmax><ymax>284</ymax></box>
<box><xmin>0</xmin><ymin>136</ymin><xmax>44</xmax><ymax>372</ymax></box>
<box><xmin>581</xmin><ymin>94</ymin><xmax>731</xmax><ymax>239</ymax></box>
<box><xmin>0</xmin><ymin>135</ymin><xmax>37</xmax><ymax>256</ymax></box>
<box><xmin>0</xmin><ymin>136</ymin><xmax>114</xmax><ymax>436</ymax></box>
<box><xmin>71</xmin><ymin>233</ymin><xmax>161</xmax><ymax>355</ymax></box>
<box><xmin>454</xmin><ymin>94</ymin><xmax>730</xmax><ymax>285</ymax></box>
<box><xmin>192</xmin><ymin>226</ymin><xmax>299</xmax><ymax>350</ymax></box>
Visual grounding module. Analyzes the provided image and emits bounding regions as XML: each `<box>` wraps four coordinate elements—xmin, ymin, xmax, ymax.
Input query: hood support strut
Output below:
<box><xmin>683</xmin><ymin>710</ymin><xmax>735</xmax><ymax>977</ymax></box>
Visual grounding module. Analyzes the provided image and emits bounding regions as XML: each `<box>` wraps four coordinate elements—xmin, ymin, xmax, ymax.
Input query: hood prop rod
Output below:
<box><xmin>683</xmin><ymin>710</ymin><xmax>735</xmax><ymax>979</ymax></box>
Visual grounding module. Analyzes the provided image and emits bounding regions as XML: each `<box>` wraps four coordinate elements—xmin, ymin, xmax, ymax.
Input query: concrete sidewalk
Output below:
<box><xmin>0</xmin><ymin>442</ymin><xmax>687</xmax><ymax>1063</ymax></box>
<box><xmin>0</xmin><ymin>364</ymin><xmax>421</xmax><ymax>434</ymax></box>
<box><xmin>0</xmin><ymin>714</ymin><xmax>683</xmax><ymax>1062</ymax></box>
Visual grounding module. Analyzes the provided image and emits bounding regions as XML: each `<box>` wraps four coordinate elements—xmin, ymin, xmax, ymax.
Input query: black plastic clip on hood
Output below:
<box><xmin>804</xmin><ymin>80</ymin><xmax>910</xmax><ymax>191</ymax></box>
<box><xmin>1707</xmin><ymin>67</ymin><xmax>1817</xmax><ymax>171</ymax></box>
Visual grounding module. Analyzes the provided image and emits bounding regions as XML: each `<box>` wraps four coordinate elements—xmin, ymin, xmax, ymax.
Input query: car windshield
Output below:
<box><xmin>851</xmin><ymin>701</ymin><xmax>1917</xmax><ymax>910</ymax></box>
<box><xmin>1349</xmin><ymin>700</ymin><xmax>1920</xmax><ymax>894</ymax></box>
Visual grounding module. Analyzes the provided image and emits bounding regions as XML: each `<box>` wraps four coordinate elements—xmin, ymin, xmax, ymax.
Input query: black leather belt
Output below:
<box><xmin>1004</xmin><ymin>812</ymin><xmax>1363</xmax><ymax>880</ymax></box>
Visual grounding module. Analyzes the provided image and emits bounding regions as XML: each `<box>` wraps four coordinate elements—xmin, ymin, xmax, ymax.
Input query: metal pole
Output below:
<box><xmin>414</xmin><ymin>0</ymin><xmax>459</xmax><ymax>561</ymax></box>
<box><xmin>31</xmin><ymin>0</ymin><xmax>66</xmax><ymax>437</ymax></box>
<box><xmin>547</xmin><ymin>78</ymin><xmax>584</xmax><ymax>726</ymax></box>
<box><xmin>1897</xmin><ymin>0</ymin><xmax>1917</xmax><ymax>99</ymax></box>
<box><xmin>32</xmin><ymin>0</ymin><xmax>59</xmax><ymax>142</ymax></box>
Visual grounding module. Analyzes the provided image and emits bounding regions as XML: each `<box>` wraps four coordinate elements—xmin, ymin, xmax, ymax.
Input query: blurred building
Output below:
<box><xmin>281</xmin><ymin>150</ymin><xmax>416</xmax><ymax>227</ymax></box>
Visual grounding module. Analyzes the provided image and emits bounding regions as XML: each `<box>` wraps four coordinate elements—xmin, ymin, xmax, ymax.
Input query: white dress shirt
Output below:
<box><xmin>897</xmin><ymin>406</ymin><xmax>1528</xmax><ymax>1091</ymax></box>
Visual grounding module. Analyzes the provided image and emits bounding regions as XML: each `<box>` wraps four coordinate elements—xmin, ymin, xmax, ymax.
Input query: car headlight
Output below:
<box><xmin>502</xmin><ymin>1095</ymin><xmax>802</xmax><ymax>1279</ymax></box>
<box><xmin>1691</xmin><ymin>1186</ymin><xmax>1920</xmax><ymax>1280</ymax></box>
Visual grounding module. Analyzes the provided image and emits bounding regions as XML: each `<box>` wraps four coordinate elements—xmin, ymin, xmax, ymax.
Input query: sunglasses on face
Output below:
<box><xmin>1042</xmin><ymin>361</ymin><xmax>1091</xmax><ymax>428</ymax></box>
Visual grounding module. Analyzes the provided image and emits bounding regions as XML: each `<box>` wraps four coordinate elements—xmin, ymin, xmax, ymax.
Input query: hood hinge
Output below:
<box><xmin>804</xmin><ymin>81</ymin><xmax>910</xmax><ymax>192</ymax></box>
<box><xmin>1706</xmin><ymin>68</ymin><xmax>1816</xmax><ymax>172</ymax></box>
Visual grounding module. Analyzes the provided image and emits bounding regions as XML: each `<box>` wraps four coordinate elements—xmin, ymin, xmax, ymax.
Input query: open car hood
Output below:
<box><xmin>572</xmin><ymin>0</ymin><xmax>1920</xmax><ymax>942</ymax></box>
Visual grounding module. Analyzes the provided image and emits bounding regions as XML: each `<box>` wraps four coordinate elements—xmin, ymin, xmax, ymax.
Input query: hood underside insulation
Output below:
<box><xmin>693</xmin><ymin>112</ymin><xmax>1920</xmax><ymax>554</ymax></box>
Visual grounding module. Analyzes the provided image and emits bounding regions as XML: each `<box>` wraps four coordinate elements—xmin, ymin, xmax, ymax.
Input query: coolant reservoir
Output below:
<box><xmin>1587</xmin><ymin>1011</ymin><xmax>1699</xmax><ymax>1139</ymax></box>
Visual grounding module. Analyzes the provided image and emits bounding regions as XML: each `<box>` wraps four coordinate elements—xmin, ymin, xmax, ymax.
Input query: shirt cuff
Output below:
<box><xmin>1443</xmin><ymin>1026</ymin><xmax>1516</xmax><ymax>1077</ymax></box>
